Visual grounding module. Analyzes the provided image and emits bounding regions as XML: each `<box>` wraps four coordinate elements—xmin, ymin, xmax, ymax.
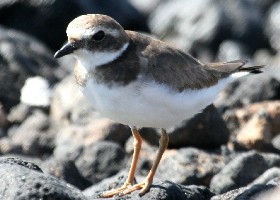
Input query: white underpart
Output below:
<box><xmin>67</xmin><ymin>26</ymin><xmax>120</xmax><ymax>38</ymax></box>
<box><xmin>82</xmin><ymin>77</ymin><xmax>234</xmax><ymax>129</ymax></box>
<box><xmin>79</xmin><ymin>64</ymin><xmax>246</xmax><ymax>129</ymax></box>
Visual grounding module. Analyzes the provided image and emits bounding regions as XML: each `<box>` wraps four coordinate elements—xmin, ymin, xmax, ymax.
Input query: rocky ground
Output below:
<box><xmin>0</xmin><ymin>0</ymin><xmax>280</xmax><ymax>199</ymax></box>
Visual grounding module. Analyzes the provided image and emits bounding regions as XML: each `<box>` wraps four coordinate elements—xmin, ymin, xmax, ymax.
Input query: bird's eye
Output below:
<box><xmin>92</xmin><ymin>31</ymin><xmax>105</xmax><ymax>41</ymax></box>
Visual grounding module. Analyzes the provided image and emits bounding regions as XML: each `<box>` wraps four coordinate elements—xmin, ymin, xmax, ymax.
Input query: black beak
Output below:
<box><xmin>54</xmin><ymin>42</ymin><xmax>78</xmax><ymax>58</ymax></box>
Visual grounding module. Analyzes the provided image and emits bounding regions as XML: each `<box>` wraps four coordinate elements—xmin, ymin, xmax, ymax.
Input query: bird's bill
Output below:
<box><xmin>54</xmin><ymin>42</ymin><xmax>78</xmax><ymax>58</ymax></box>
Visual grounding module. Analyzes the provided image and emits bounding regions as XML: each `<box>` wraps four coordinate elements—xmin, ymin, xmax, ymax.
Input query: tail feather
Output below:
<box><xmin>207</xmin><ymin>59</ymin><xmax>266</xmax><ymax>74</ymax></box>
<box><xmin>239</xmin><ymin>65</ymin><xmax>266</xmax><ymax>74</ymax></box>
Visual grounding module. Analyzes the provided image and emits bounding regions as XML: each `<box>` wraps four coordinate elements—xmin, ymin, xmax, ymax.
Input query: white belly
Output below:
<box><xmin>80</xmin><ymin>77</ymin><xmax>231</xmax><ymax>129</ymax></box>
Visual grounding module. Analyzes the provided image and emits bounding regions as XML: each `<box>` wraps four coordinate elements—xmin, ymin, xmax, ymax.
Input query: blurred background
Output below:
<box><xmin>0</xmin><ymin>0</ymin><xmax>280</xmax><ymax>199</ymax></box>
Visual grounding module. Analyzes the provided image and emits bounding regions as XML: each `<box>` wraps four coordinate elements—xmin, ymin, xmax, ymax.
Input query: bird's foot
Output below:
<box><xmin>101</xmin><ymin>180</ymin><xmax>151</xmax><ymax>198</ymax></box>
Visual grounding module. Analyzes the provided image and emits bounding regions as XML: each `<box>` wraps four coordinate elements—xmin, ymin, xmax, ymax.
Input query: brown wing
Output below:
<box><xmin>126</xmin><ymin>31</ymin><xmax>264</xmax><ymax>92</ymax></box>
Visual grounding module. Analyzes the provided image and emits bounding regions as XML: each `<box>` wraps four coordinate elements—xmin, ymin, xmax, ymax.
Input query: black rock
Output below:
<box><xmin>215</xmin><ymin>74</ymin><xmax>280</xmax><ymax>113</ymax></box>
<box><xmin>41</xmin><ymin>157</ymin><xmax>92</xmax><ymax>190</ymax></box>
<box><xmin>141</xmin><ymin>105</ymin><xmax>230</xmax><ymax>149</ymax></box>
<box><xmin>217</xmin><ymin>40</ymin><xmax>250</xmax><ymax>61</ymax></box>
<box><xmin>157</xmin><ymin>148</ymin><xmax>225</xmax><ymax>186</ymax></box>
<box><xmin>211</xmin><ymin>184</ymin><xmax>276</xmax><ymax>200</ymax></box>
<box><xmin>219</xmin><ymin>0</ymin><xmax>267</xmax><ymax>51</ymax></box>
<box><xmin>265</xmin><ymin>1</ymin><xmax>280</xmax><ymax>52</ymax></box>
<box><xmin>84</xmin><ymin>170</ymin><xmax>214</xmax><ymax>200</ymax></box>
<box><xmin>75</xmin><ymin>141</ymin><xmax>126</xmax><ymax>184</ymax></box>
<box><xmin>210</xmin><ymin>151</ymin><xmax>280</xmax><ymax>194</ymax></box>
<box><xmin>0</xmin><ymin>157</ymin><xmax>87</xmax><ymax>199</ymax></box>
<box><xmin>0</xmin><ymin>0</ymin><xmax>148</xmax><ymax>51</ymax></box>
<box><xmin>0</xmin><ymin>157</ymin><xmax>43</xmax><ymax>173</ymax></box>
<box><xmin>267</xmin><ymin>177</ymin><xmax>280</xmax><ymax>186</ymax></box>
<box><xmin>149</xmin><ymin>0</ymin><xmax>223</xmax><ymax>52</ymax></box>
<box><xmin>168</xmin><ymin>105</ymin><xmax>230</xmax><ymax>149</ymax></box>
<box><xmin>9</xmin><ymin>110</ymin><xmax>55</xmax><ymax>156</ymax></box>
<box><xmin>249</xmin><ymin>167</ymin><xmax>280</xmax><ymax>186</ymax></box>
<box><xmin>272</xmin><ymin>134</ymin><xmax>280</xmax><ymax>151</ymax></box>
<box><xmin>0</xmin><ymin>25</ymin><xmax>66</xmax><ymax>111</ymax></box>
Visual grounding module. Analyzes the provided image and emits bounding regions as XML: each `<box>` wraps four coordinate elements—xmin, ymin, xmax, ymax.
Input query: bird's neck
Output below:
<box><xmin>75</xmin><ymin>42</ymin><xmax>129</xmax><ymax>72</ymax></box>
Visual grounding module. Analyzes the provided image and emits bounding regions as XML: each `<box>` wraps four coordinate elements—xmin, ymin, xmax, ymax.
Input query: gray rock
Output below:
<box><xmin>7</xmin><ymin>103</ymin><xmax>32</xmax><ymax>125</ymax></box>
<box><xmin>210</xmin><ymin>151</ymin><xmax>280</xmax><ymax>194</ymax></box>
<box><xmin>0</xmin><ymin>157</ymin><xmax>87</xmax><ymax>200</ymax></box>
<box><xmin>219</xmin><ymin>0</ymin><xmax>266</xmax><ymax>51</ymax></box>
<box><xmin>0</xmin><ymin>138</ymin><xmax>23</xmax><ymax>155</ymax></box>
<box><xmin>158</xmin><ymin>148</ymin><xmax>225</xmax><ymax>186</ymax></box>
<box><xmin>41</xmin><ymin>157</ymin><xmax>92</xmax><ymax>190</ymax></box>
<box><xmin>0</xmin><ymin>0</ymin><xmax>148</xmax><ymax>51</ymax></box>
<box><xmin>211</xmin><ymin>184</ymin><xmax>276</xmax><ymax>200</ymax></box>
<box><xmin>0</xmin><ymin>103</ymin><xmax>7</xmax><ymax>130</ymax></box>
<box><xmin>267</xmin><ymin>177</ymin><xmax>280</xmax><ymax>186</ymax></box>
<box><xmin>215</xmin><ymin>74</ymin><xmax>280</xmax><ymax>112</ymax></box>
<box><xmin>272</xmin><ymin>134</ymin><xmax>280</xmax><ymax>151</ymax></box>
<box><xmin>9</xmin><ymin>110</ymin><xmax>55</xmax><ymax>156</ymax></box>
<box><xmin>140</xmin><ymin>105</ymin><xmax>230</xmax><ymax>149</ymax></box>
<box><xmin>168</xmin><ymin>105</ymin><xmax>230</xmax><ymax>149</ymax></box>
<box><xmin>75</xmin><ymin>141</ymin><xmax>126</xmax><ymax>184</ymax></box>
<box><xmin>0</xmin><ymin>157</ymin><xmax>43</xmax><ymax>173</ymax></box>
<box><xmin>149</xmin><ymin>0</ymin><xmax>222</xmax><ymax>52</ymax></box>
<box><xmin>249</xmin><ymin>167</ymin><xmax>280</xmax><ymax>186</ymax></box>
<box><xmin>0</xmin><ymin>25</ymin><xmax>66</xmax><ymax>111</ymax></box>
<box><xmin>217</xmin><ymin>40</ymin><xmax>250</xmax><ymax>61</ymax></box>
<box><xmin>266</xmin><ymin>2</ymin><xmax>280</xmax><ymax>52</ymax></box>
<box><xmin>84</xmin><ymin>170</ymin><xmax>214</xmax><ymax>200</ymax></box>
<box><xmin>149</xmin><ymin>0</ymin><xmax>265</xmax><ymax>54</ymax></box>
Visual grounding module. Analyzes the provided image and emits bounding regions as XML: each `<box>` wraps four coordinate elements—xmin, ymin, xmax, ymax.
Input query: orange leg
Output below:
<box><xmin>101</xmin><ymin>126</ymin><xmax>142</xmax><ymax>197</ymax></box>
<box><xmin>121</xmin><ymin>128</ymin><xmax>169</xmax><ymax>196</ymax></box>
<box><xmin>101</xmin><ymin>128</ymin><xmax>169</xmax><ymax>197</ymax></box>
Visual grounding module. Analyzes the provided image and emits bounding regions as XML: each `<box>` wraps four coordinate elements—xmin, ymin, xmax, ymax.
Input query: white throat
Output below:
<box><xmin>74</xmin><ymin>42</ymin><xmax>129</xmax><ymax>71</ymax></box>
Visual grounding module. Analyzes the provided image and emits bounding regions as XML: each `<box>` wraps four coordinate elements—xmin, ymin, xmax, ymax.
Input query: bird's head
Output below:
<box><xmin>54</xmin><ymin>14</ymin><xmax>129</xmax><ymax>67</ymax></box>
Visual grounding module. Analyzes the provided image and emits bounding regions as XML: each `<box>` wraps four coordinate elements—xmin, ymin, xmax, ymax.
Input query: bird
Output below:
<box><xmin>54</xmin><ymin>14</ymin><xmax>264</xmax><ymax>197</ymax></box>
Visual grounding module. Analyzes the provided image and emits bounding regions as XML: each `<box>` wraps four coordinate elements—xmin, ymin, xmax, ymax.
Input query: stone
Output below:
<box><xmin>253</xmin><ymin>50</ymin><xmax>279</xmax><ymax>83</ymax></box>
<box><xmin>0</xmin><ymin>103</ymin><xmax>7</xmax><ymax>129</ymax></box>
<box><xmin>20</xmin><ymin>76</ymin><xmax>52</xmax><ymax>107</ymax></box>
<box><xmin>0</xmin><ymin>0</ymin><xmax>148</xmax><ymax>51</ymax></box>
<box><xmin>0</xmin><ymin>25</ymin><xmax>66</xmax><ymax>111</ymax></box>
<box><xmin>140</xmin><ymin>105</ymin><xmax>230</xmax><ymax>149</ymax></box>
<box><xmin>265</xmin><ymin>2</ymin><xmax>280</xmax><ymax>52</ymax></box>
<box><xmin>7</xmin><ymin>103</ymin><xmax>32</xmax><ymax>125</ymax></box>
<box><xmin>255</xmin><ymin>188</ymin><xmax>280</xmax><ymax>200</ymax></box>
<box><xmin>84</xmin><ymin>170</ymin><xmax>214</xmax><ymax>200</ymax></box>
<box><xmin>41</xmin><ymin>157</ymin><xmax>92</xmax><ymax>190</ymax></box>
<box><xmin>272</xmin><ymin>134</ymin><xmax>280</xmax><ymax>151</ymax></box>
<box><xmin>54</xmin><ymin>121</ymin><xmax>130</xmax><ymax>162</ymax></box>
<box><xmin>157</xmin><ymin>148</ymin><xmax>225</xmax><ymax>186</ymax></box>
<box><xmin>210</xmin><ymin>151</ymin><xmax>280</xmax><ymax>194</ymax></box>
<box><xmin>149</xmin><ymin>0</ymin><xmax>222</xmax><ymax>52</ymax></box>
<box><xmin>0</xmin><ymin>138</ymin><xmax>23</xmax><ymax>155</ymax></box>
<box><xmin>0</xmin><ymin>157</ymin><xmax>87</xmax><ymax>199</ymax></box>
<box><xmin>128</xmin><ymin>0</ymin><xmax>161</xmax><ymax>16</ymax></box>
<box><xmin>211</xmin><ymin>184</ymin><xmax>276</xmax><ymax>200</ymax></box>
<box><xmin>214</xmin><ymin>75</ymin><xmax>280</xmax><ymax>113</ymax></box>
<box><xmin>9</xmin><ymin>110</ymin><xmax>55</xmax><ymax>156</ymax></box>
<box><xmin>168</xmin><ymin>105</ymin><xmax>230</xmax><ymax>149</ymax></box>
<box><xmin>75</xmin><ymin>141</ymin><xmax>126</xmax><ymax>184</ymax></box>
<box><xmin>50</xmin><ymin>75</ymin><xmax>93</xmax><ymax>127</ymax></box>
<box><xmin>219</xmin><ymin>0</ymin><xmax>266</xmax><ymax>51</ymax></box>
<box><xmin>249</xmin><ymin>167</ymin><xmax>280</xmax><ymax>186</ymax></box>
<box><xmin>236</xmin><ymin>110</ymin><xmax>273</xmax><ymax>151</ymax></box>
<box><xmin>217</xmin><ymin>40</ymin><xmax>250</xmax><ymax>61</ymax></box>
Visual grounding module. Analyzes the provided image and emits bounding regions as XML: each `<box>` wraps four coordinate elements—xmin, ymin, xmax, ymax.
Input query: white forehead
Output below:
<box><xmin>66</xmin><ymin>26</ymin><xmax>120</xmax><ymax>38</ymax></box>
